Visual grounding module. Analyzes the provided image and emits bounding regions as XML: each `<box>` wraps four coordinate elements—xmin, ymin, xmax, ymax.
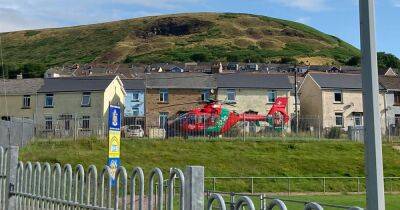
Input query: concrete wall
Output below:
<box><xmin>217</xmin><ymin>88</ymin><xmax>293</xmax><ymax>116</ymax></box>
<box><xmin>35</xmin><ymin>91</ymin><xmax>106</xmax><ymax>133</ymax></box>
<box><xmin>0</xmin><ymin>94</ymin><xmax>38</xmax><ymax>119</ymax></box>
<box><xmin>321</xmin><ymin>90</ymin><xmax>386</xmax><ymax>131</ymax></box>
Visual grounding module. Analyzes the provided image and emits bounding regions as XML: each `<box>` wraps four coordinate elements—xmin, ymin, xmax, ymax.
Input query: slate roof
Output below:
<box><xmin>217</xmin><ymin>73</ymin><xmax>292</xmax><ymax>89</ymax></box>
<box><xmin>309</xmin><ymin>73</ymin><xmax>363</xmax><ymax>89</ymax></box>
<box><xmin>379</xmin><ymin>76</ymin><xmax>400</xmax><ymax>91</ymax></box>
<box><xmin>309</xmin><ymin>73</ymin><xmax>385</xmax><ymax>90</ymax></box>
<box><xmin>146</xmin><ymin>73</ymin><xmax>216</xmax><ymax>89</ymax></box>
<box><xmin>122</xmin><ymin>79</ymin><xmax>145</xmax><ymax>90</ymax></box>
<box><xmin>0</xmin><ymin>78</ymin><xmax>44</xmax><ymax>95</ymax></box>
<box><xmin>38</xmin><ymin>76</ymin><xmax>116</xmax><ymax>93</ymax></box>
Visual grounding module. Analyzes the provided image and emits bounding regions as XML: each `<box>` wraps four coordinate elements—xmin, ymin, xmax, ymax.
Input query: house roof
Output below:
<box><xmin>309</xmin><ymin>73</ymin><xmax>384</xmax><ymax>90</ymax></box>
<box><xmin>38</xmin><ymin>76</ymin><xmax>117</xmax><ymax>93</ymax></box>
<box><xmin>379</xmin><ymin>76</ymin><xmax>400</xmax><ymax>91</ymax></box>
<box><xmin>309</xmin><ymin>73</ymin><xmax>363</xmax><ymax>89</ymax></box>
<box><xmin>0</xmin><ymin>78</ymin><xmax>44</xmax><ymax>95</ymax></box>
<box><xmin>217</xmin><ymin>73</ymin><xmax>292</xmax><ymax>89</ymax></box>
<box><xmin>122</xmin><ymin>79</ymin><xmax>145</xmax><ymax>90</ymax></box>
<box><xmin>146</xmin><ymin>73</ymin><xmax>216</xmax><ymax>89</ymax></box>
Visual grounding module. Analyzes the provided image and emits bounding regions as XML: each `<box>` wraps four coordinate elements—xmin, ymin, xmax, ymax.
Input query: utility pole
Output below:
<box><xmin>359</xmin><ymin>0</ymin><xmax>385</xmax><ymax>209</ymax></box>
<box><xmin>294</xmin><ymin>66</ymin><xmax>299</xmax><ymax>133</ymax></box>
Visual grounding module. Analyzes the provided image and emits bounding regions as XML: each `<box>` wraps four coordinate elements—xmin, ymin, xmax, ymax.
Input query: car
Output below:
<box><xmin>125</xmin><ymin>125</ymin><xmax>144</xmax><ymax>138</ymax></box>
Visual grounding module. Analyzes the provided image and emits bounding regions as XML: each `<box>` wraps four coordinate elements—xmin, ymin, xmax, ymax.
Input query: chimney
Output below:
<box><xmin>16</xmin><ymin>73</ymin><xmax>23</xmax><ymax>80</ymax></box>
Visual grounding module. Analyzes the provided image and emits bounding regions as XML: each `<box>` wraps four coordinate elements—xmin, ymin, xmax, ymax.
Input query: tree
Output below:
<box><xmin>345</xmin><ymin>56</ymin><xmax>361</xmax><ymax>66</ymax></box>
<box><xmin>226</xmin><ymin>54</ymin><xmax>240</xmax><ymax>62</ymax></box>
<box><xmin>279</xmin><ymin>57</ymin><xmax>298</xmax><ymax>65</ymax></box>
<box><xmin>377</xmin><ymin>52</ymin><xmax>400</xmax><ymax>69</ymax></box>
<box><xmin>190</xmin><ymin>53</ymin><xmax>209</xmax><ymax>62</ymax></box>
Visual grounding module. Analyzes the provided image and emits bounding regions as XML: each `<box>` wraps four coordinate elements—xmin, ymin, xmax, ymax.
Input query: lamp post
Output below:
<box><xmin>359</xmin><ymin>0</ymin><xmax>385</xmax><ymax>209</ymax></box>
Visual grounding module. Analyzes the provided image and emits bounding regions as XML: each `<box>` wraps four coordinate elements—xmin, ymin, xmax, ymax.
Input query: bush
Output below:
<box><xmin>326</xmin><ymin>127</ymin><xmax>342</xmax><ymax>139</ymax></box>
<box><xmin>190</xmin><ymin>52</ymin><xmax>209</xmax><ymax>62</ymax></box>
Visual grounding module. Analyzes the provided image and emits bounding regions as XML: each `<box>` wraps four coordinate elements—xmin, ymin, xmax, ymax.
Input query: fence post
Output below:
<box><xmin>213</xmin><ymin>178</ymin><xmax>216</xmax><ymax>191</ymax></box>
<box><xmin>6</xmin><ymin>146</ymin><xmax>19</xmax><ymax>210</ymax></box>
<box><xmin>357</xmin><ymin>178</ymin><xmax>361</xmax><ymax>194</ymax></box>
<box><xmin>185</xmin><ymin>166</ymin><xmax>204</xmax><ymax>210</ymax></box>
<box><xmin>323</xmin><ymin>178</ymin><xmax>326</xmax><ymax>194</ymax></box>
<box><xmin>251</xmin><ymin>177</ymin><xmax>254</xmax><ymax>194</ymax></box>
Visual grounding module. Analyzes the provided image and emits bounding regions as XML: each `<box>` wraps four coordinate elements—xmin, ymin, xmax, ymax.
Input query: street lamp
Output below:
<box><xmin>359</xmin><ymin>0</ymin><xmax>385</xmax><ymax>209</ymax></box>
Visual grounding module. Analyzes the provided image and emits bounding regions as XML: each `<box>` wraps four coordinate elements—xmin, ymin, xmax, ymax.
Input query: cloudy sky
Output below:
<box><xmin>0</xmin><ymin>0</ymin><xmax>399</xmax><ymax>56</ymax></box>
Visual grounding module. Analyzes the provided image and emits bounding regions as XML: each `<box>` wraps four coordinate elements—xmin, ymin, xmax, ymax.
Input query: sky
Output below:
<box><xmin>0</xmin><ymin>0</ymin><xmax>399</xmax><ymax>57</ymax></box>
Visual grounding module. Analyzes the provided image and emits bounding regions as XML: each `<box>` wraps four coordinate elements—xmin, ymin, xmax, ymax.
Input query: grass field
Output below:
<box><xmin>20</xmin><ymin>138</ymin><xmax>400</xmax><ymax>193</ymax></box>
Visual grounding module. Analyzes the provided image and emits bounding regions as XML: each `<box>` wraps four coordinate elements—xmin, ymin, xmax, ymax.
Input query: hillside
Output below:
<box><xmin>1</xmin><ymin>13</ymin><xmax>360</xmax><ymax>69</ymax></box>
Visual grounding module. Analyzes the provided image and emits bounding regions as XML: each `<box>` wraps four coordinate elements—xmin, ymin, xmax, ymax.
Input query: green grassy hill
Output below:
<box><xmin>1</xmin><ymin>13</ymin><xmax>359</xmax><ymax>69</ymax></box>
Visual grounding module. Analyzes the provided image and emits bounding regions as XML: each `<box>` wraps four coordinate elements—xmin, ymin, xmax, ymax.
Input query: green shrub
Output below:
<box><xmin>326</xmin><ymin>127</ymin><xmax>342</xmax><ymax>139</ymax></box>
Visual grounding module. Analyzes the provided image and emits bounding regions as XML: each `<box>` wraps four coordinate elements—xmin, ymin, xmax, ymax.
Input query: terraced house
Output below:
<box><xmin>35</xmin><ymin>76</ymin><xmax>125</xmax><ymax>137</ymax></box>
<box><xmin>145</xmin><ymin>73</ymin><xmax>216</xmax><ymax>130</ymax></box>
<box><xmin>0</xmin><ymin>77</ymin><xmax>43</xmax><ymax>120</ymax></box>
<box><xmin>122</xmin><ymin>79</ymin><xmax>146</xmax><ymax>127</ymax></box>
<box><xmin>216</xmin><ymin>73</ymin><xmax>295</xmax><ymax>131</ymax></box>
<box><xmin>299</xmin><ymin>73</ymin><xmax>386</xmax><ymax>132</ymax></box>
<box><xmin>379</xmin><ymin>76</ymin><xmax>400</xmax><ymax>135</ymax></box>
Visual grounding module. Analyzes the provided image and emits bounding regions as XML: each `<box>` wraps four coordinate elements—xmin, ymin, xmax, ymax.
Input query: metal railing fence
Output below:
<box><xmin>205</xmin><ymin>176</ymin><xmax>400</xmax><ymax>195</ymax></box>
<box><xmin>206</xmin><ymin>191</ymin><xmax>363</xmax><ymax>210</ymax></box>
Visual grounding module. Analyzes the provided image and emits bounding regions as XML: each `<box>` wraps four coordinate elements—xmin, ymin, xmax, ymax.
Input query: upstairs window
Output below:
<box><xmin>334</xmin><ymin>90</ymin><xmax>343</xmax><ymax>103</ymax></box>
<box><xmin>394</xmin><ymin>92</ymin><xmax>400</xmax><ymax>106</ymax></box>
<box><xmin>45</xmin><ymin>94</ymin><xmax>54</xmax><ymax>108</ymax></box>
<box><xmin>132</xmin><ymin>91</ymin><xmax>140</xmax><ymax>102</ymax></box>
<box><xmin>159</xmin><ymin>89</ymin><xmax>169</xmax><ymax>103</ymax></box>
<box><xmin>227</xmin><ymin>89</ymin><xmax>236</xmax><ymax>102</ymax></box>
<box><xmin>81</xmin><ymin>92</ymin><xmax>91</xmax><ymax>107</ymax></box>
<box><xmin>23</xmin><ymin>95</ymin><xmax>31</xmax><ymax>108</ymax></box>
<box><xmin>267</xmin><ymin>90</ymin><xmax>276</xmax><ymax>103</ymax></box>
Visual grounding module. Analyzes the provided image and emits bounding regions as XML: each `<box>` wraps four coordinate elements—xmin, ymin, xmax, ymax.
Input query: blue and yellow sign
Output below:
<box><xmin>108</xmin><ymin>130</ymin><xmax>120</xmax><ymax>158</ymax></box>
<box><xmin>107</xmin><ymin>105</ymin><xmax>121</xmax><ymax>186</ymax></box>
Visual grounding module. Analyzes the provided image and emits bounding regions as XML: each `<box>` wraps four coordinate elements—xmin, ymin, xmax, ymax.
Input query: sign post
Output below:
<box><xmin>107</xmin><ymin>105</ymin><xmax>121</xmax><ymax>186</ymax></box>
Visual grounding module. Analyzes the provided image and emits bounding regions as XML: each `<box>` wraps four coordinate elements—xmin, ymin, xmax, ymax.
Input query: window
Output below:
<box><xmin>45</xmin><ymin>116</ymin><xmax>53</xmax><ymax>130</ymax></box>
<box><xmin>132</xmin><ymin>108</ymin><xmax>139</xmax><ymax>116</ymax></box>
<box><xmin>227</xmin><ymin>89</ymin><xmax>236</xmax><ymax>102</ymax></box>
<box><xmin>395</xmin><ymin>114</ymin><xmax>400</xmax><ymax>127</ymax></box>
<box><xmin>45</xmin><ymin>94</ymin><xmax>54</xmax><ymax>108</ymax></box>
<box><xmin>159</xmin><ymin>112</ymin><xmax>168</xmax><ymax>129</ymax></box>
<box><xmin>60</xmin><ymin>114</ymin><xmax>72</xmax><ymax>130</ymax></box>
<box><xmin>267</xmin><ymin>90</ymin><xmax>276</xmax><ymax>103</ymax></box>
<box><xmin>335</xmin><ymin>113</ymin><xmax>343</xmax><ymax>127</ymax></box>
<box><xmin>81</xmin><ymin>92</ymin><xmax>91</xmax><ymax>107</ymax></box>
<box><xmin>82</xmin><ymin>116</ymin><xmax>90</xmax><ymax>129</ymax></box>
<box><xmin>23</xmin><ymin>95</ymin><xmax>31</xmax><ymax>108</ymax></box>
<box><xmin>131</xmin><ymin>91</ymin><xmax>140</xmax><ymax>102</ymax></box>
<box><xmin>334</xmin><ymin>90</ymin><xmax>343</xmax><ymax>103</ymax></box>
<box><xmin>159</xmin><ymin>89</ymin><xmax>168</xmax><ymax>103</ymax></box>
<box><xmin>354</xmin><ymin>113</ymin><xmax>363</xmax><ymax>127</ymax></box>
<box><xmin>394</xmin><ymin>92</ymin><xmax>400</xmax><ymax>106</ymax></box>
<box><xmin>201</xmin><ymin>90</ymin><xmax>210</xmax><ymax>102</ymax></box>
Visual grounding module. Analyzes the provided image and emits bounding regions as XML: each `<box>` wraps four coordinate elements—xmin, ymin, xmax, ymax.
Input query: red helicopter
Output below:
<box><xmin>166</xmin><ymin>97</ymin><xmax>290</xmax><ymax>137</ymax></box>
